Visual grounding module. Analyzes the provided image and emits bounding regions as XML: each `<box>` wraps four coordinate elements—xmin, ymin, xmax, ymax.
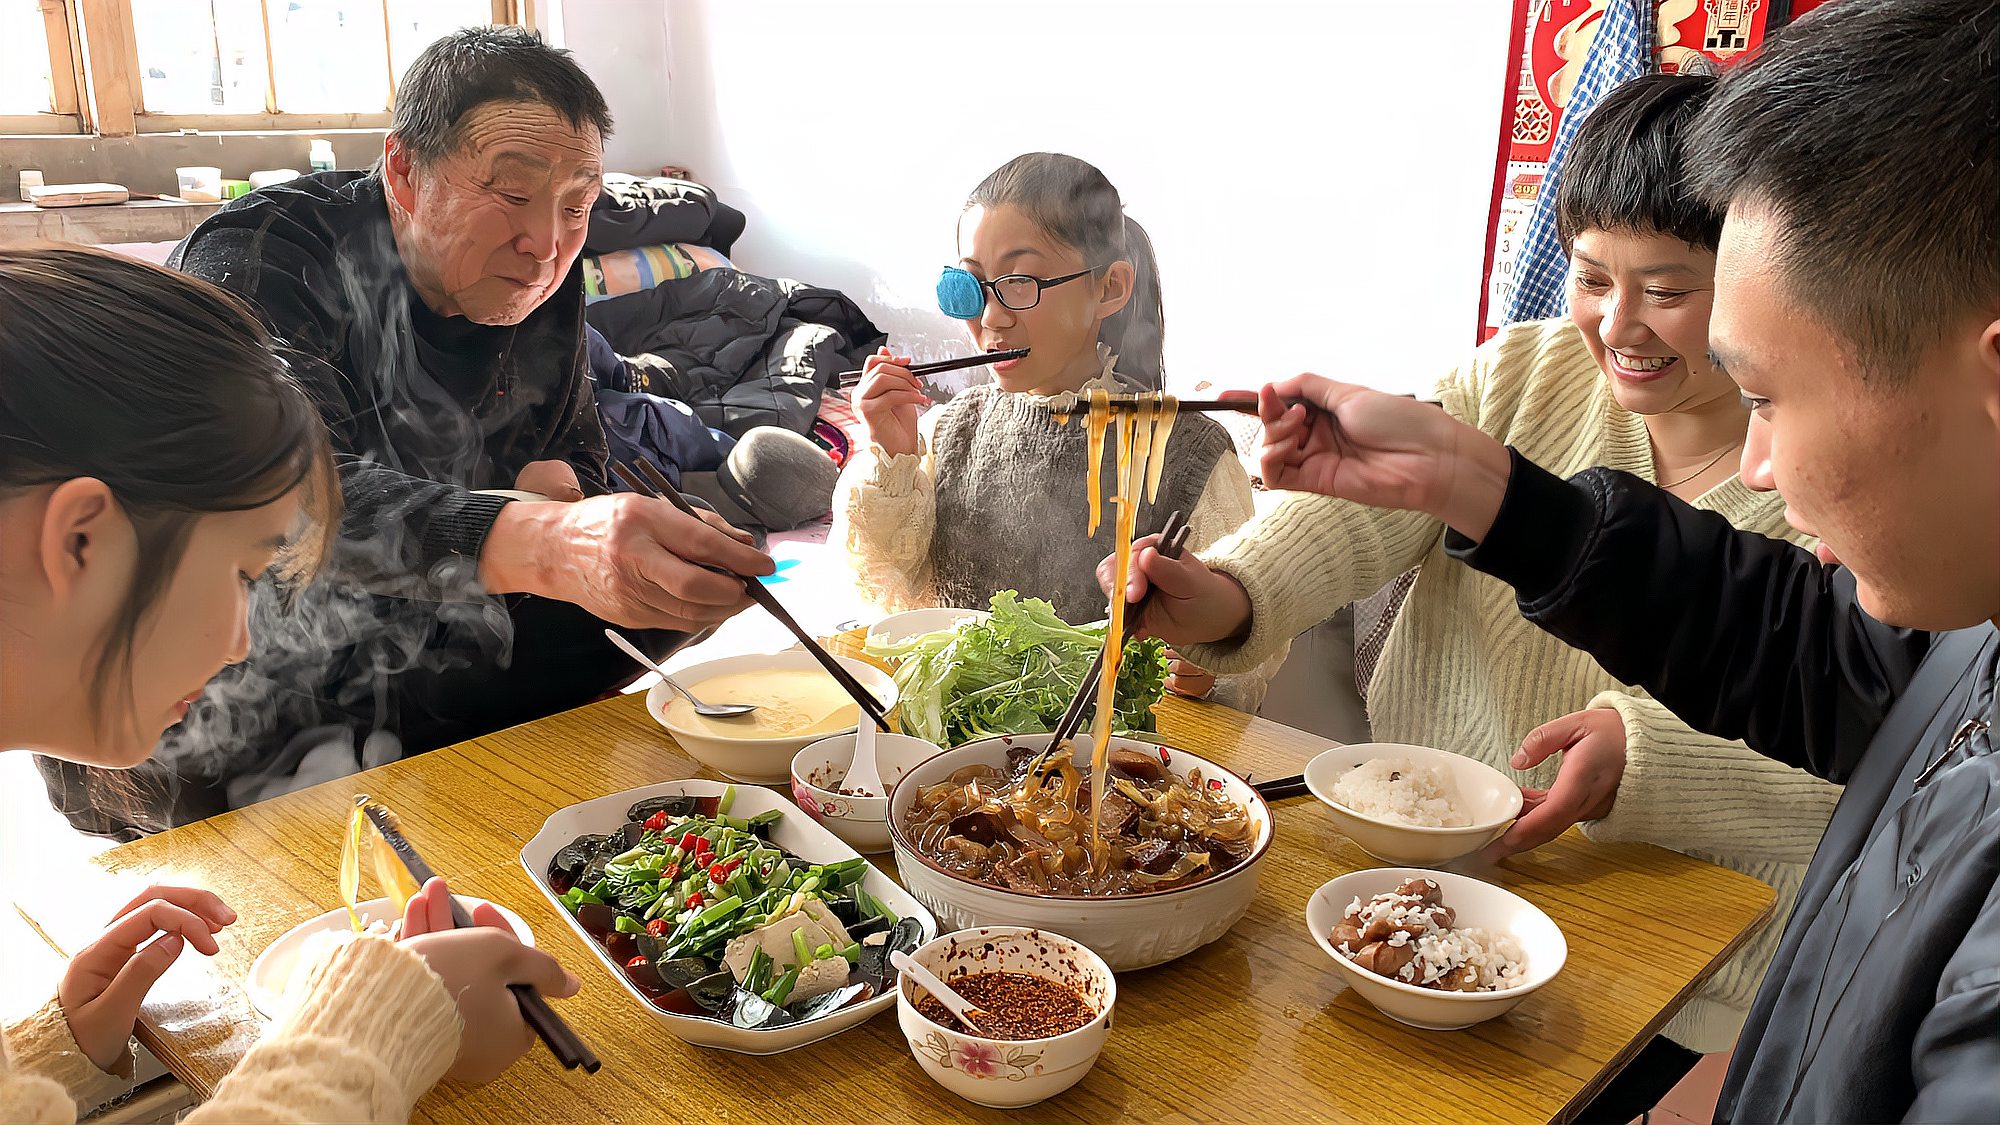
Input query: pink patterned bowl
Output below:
<box><xmin>895</xmin><ymin>926</ymin><xmax>1115</xmax><ymax>1109</ymax></box>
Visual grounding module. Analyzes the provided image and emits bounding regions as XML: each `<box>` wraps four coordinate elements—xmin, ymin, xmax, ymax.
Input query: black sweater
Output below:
<box><xmin>1450</xmin><ymin>450</ymin><xmax>1998</xmax><ymax>1123</ymax></box>
<box><xmin>170</xmin><ymin>170</ymin><xmax>608</xmax><ymax>599</ymax></box>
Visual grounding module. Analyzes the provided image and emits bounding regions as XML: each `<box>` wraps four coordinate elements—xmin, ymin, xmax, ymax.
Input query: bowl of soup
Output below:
<box><xmin>647</xmin><ymin>651</ymin><xmax>900</xmax><ymax>783</ymax></box>
<box><xmin>887</xmin><ymin>732</ymin><xmax>1273</xmax><ymax>970</ymax></box>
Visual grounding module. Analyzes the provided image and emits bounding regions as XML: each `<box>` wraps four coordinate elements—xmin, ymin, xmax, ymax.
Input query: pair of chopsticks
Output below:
<box><xmin>834</xmin><ymin>347</ymin><xmax>1030</xmax><ymax>390</ymax></box>
<box><xmin>357</xmin><ymin>797</ymin><xmax>601</xmax><ymax>1073</ymax></box>
<box><xmin>1097</xmin><ymin>395</ymin><xmax>1259</xmax><ymax>415</ymax></box>
<box><xmin>1048</xmin><ymin>510</ymin><xmax>1193</xmax><ymax>749</ymax></box>
<box><xmin>608</xmin><ymin>457</ymin><xmax>893</xmax><ymax>731</ymax></box>
<box><xmin>1251</xmin><ymin>773</ymin><xmax>1309</xmax><ymax>801</ymax></box>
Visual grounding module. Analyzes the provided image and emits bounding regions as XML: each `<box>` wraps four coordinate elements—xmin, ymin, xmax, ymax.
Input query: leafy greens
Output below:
<box><xmin>865</xmin><ymin>591</ymin><xmax>1170</xmax><ymax>746</ymax></box>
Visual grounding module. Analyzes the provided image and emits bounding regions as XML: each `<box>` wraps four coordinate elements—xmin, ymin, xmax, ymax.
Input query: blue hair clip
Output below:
<box><xmin>936</xmin><ymin>267</ymin><xmax>986</xmax><ymax>320</ymax></box>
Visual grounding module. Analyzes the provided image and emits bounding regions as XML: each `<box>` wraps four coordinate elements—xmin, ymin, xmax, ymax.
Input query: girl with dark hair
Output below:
<box><xmin>833</xmin><ymin>153</ymin><xmax>1280</xmax><ymax>710</ymax></box>
<box><xmin>0</xmin><ymin>247</ymin><xmax>577</xmax><ymax>1122</ymax></box>
<box><xmin>1108</xmin><ymin>74</ymin><xmax>1841</xmax><ymax>1121</ymax></box>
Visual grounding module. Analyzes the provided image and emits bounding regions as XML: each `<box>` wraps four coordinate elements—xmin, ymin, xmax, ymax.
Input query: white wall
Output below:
<box><xmin>568</xmin><ymin>0</ymin><xmax>1513</xmax><ymax>396</ymax></box>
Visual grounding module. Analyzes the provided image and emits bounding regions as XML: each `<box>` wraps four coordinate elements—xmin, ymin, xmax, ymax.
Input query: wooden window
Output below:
<box><xmin>0</xmin><ymin>1</ymin><xmax>89</xmax><ymax>134</ymax></box>
<box><xmin>75</xmin><ymin>0</ymin><xmax>525</xmax><ymax>137</ymax></box>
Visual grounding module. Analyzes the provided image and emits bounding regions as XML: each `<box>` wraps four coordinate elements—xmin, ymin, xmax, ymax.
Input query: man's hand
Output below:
<box><xmin>1481</xmin><ymin>707</ymin><xmax>1628</xmax><ymax>861</ymax></box>
<box><xmin>1248</xmin><ymin>378</ymin><xmax>1513</xmax><ymax>542</ymax></box>
<box><xmin>1096</xmin><ymin>536</ymin><xmax>1254</xmax><ymax>646</ymax></box>
<box><xmin>478</xmin><ymin>493</ymin><xmax>771</xmax><ymax>629</ymax></box>
<box><xmin>513</xmin><ymin>459</ymin><xmax>584</xmax><ymax>503</ymax></box>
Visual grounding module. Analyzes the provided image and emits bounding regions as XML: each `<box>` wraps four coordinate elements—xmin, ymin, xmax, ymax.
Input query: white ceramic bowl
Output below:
<box><xmin>791</xmin><ymin>731</ymin><xmax>942</xmax><ymax>853</ymax></box>
<box><xmin>866</xmin><ymin>607</ymin><xmax>991</xmax><ymax>647</ymax></box>
<box><xmin>520</xmin><ymin>778</ymin><xmax>936</xmax><ymax>1054</ymax></box>
<box><xmin>247</xmin><ymin>896</ymin><xmax>532</xmax><ymax>1019</ymax></box>
<box><xmin>887</xmin><ymin>732</ymin><xmax>1273</xmax><ymax>971</ymax></box>
<box><xmin>645</xmin><ymin>650</ymin><xmax>900</xmax><ymax>783</ymax></box>
<box><xmin>897</xmin><ymin>926</ymin><xmax>1114</xmax><ymax>1109</ymax></box>
<box><xmin>1303</xmin><ymin>742</ymin><xmax>1523</xmax><ymax>865</ymax></box>
<box><xmin>1305</xmin><ymin>867</ymin><xmax>1566</xmax><ymax>1031</ymax></box>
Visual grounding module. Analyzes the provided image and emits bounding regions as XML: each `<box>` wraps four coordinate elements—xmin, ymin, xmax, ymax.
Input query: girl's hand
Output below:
<box><xmin>1164</xmin><ymin>650</ymin><xmax>1217</xmax><ymax>699</ymax></box>
<box><xmin>398</xmin><ymin>878</ymin><xmax>581</xmax><ymax>1085</ymax></box>
<box><xmin>1096</xmin><ymin>535</ymin><xmax>1254</xmax><ymax>646</ymax></box>
<box><xmin>855</xmin><ymin>347</ymin><xmax>928</xmax><ymax>457</ymax></box>
<box><xmin>60</xmin><ymin>886</ymin><xmax>236</xmax><ymax>1071</ymax></box>
<box><xmin>1249</xmin><ymin>379</ymin><xmax>1513</xmax><ymax>542</ymax></box>
<box><xmin>1480</xmin><ymin>707</ymin><xmax>1628</xmax><ymax>861</ymax></box>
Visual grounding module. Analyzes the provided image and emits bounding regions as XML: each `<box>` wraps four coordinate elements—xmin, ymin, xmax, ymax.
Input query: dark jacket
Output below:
<box><xmin>1449</xmin><ymin>450</ymin><xmax>1998</xmax><ymax>1123</ymax></box>
<box><xmin>584</xmin><ymin>268</ymin><xmax>884</xmax><ymax>438</ymax></box>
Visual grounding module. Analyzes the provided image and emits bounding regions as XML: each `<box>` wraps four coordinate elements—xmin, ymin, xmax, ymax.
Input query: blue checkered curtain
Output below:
<box><xmin>1502</xmin><ymin>0</ymin><xmax>1654</xmax><ymax>324</ymax></box>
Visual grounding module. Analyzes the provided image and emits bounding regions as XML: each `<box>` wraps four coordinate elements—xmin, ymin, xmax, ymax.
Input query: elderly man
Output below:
<box><xmin>39</xmin><ymin>27</ymin><xmax>771</xmax><ymax>834</ymax></box>
<box><xmin>1173</xmin><ymin>2</ymin><xmax>1992</xmax><ymax>1120</ymax></box>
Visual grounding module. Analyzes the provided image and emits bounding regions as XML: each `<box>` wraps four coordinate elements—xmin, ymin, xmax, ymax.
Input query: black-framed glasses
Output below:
<box><xmin>936</xmin><ymin>265</ymin><xmax>1100</xmax><ymax>319</ymax></box>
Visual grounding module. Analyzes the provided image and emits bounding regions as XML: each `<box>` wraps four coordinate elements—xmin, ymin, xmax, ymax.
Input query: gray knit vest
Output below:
<box><xmin>928</xmin><ymin>385</ymin><xmax>1234</xmax><ymax>623</ymax></box>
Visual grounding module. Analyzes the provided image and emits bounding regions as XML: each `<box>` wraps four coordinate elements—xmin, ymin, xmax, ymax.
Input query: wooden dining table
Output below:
<box><xmin>16</xmin><ymin>637</ymin><xmax>1776</xmax><ymax>1124</ymax></box>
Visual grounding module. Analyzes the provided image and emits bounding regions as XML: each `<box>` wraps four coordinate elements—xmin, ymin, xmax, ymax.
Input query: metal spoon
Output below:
<box><xmin>890</xmin><ymin>950</ymin><xmax>989</xmax><ymax>1035</ymax></box>
<box><xmin>603</xmin><ymin>629</ymin><xmax>757</xmax><ymax>719</ymax></box>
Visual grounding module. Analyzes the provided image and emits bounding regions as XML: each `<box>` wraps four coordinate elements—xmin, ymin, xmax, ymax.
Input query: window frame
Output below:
<box><xmin>0</xmin><ymin>1</ymin><xmax>91</xmax><ymax>135</ymax></box>
<box><xmin>76</xmin><ymin>0</ymin><xmax>526</xmax><ymax>137</ymax></box>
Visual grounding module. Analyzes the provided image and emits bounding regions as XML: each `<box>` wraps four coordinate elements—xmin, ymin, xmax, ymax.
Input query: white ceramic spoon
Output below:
<box><xmin>891</xmin><ymin>949</ymin><xmax>988</xmax><ymax>1035</ymax></box>
<box><xmin>842</xmin><ymin>714</ymin><xmax>884</xmax><ymax>797</ymax></box>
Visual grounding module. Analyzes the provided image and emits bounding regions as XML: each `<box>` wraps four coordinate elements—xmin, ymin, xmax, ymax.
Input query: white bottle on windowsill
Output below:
<box><xmin>18</xmin><ymin>170</ymin><xmax>42</xmax><ymax>202</ymax></box>
<box><xmin>309</xmin><ymin>139</ymin><xmax>335</xmax><ymax>174</ymax></box>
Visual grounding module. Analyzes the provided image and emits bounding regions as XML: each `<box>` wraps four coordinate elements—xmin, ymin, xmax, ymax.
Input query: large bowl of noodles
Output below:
<box><xmin>886</xmin><ymin>732</ymin><xmax>1273</xmax><ymax>970</ymax></box>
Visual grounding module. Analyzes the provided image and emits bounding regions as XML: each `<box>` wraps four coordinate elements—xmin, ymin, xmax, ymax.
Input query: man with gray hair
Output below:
<box><xmin>41</xmin><ymin>27</ymin><xmax>771</xmax><ymax>833</ymax></box>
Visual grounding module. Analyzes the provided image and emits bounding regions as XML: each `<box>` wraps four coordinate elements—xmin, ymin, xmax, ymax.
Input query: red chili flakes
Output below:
<box><xmin>912</xmin><ymin>971</ymin><xmax>1095</xmax><ymax>1040</ymax></box>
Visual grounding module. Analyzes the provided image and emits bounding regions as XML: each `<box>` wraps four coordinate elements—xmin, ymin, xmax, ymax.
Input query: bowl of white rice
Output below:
<box><xmin>1305</xmin><ymin>867</ymin><xmax>1565</xmax><ymax>1030</ymax></box>
<box><xmin>1303</xmin><ymin>743</ymin><xmax>1522</xmax><ymax>865</ymax></box>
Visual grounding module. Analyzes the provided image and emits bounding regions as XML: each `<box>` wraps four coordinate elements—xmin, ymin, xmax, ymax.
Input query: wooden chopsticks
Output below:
<box><xmin>1047</xmin><ymin>510</ymin><xmax>1192</xmax><ymax>750</ymax></box>
<box><xmin>610</xmin><ymin>457</ymin><xmax>893</xmax><ymax>731</ymax></box>
<box><xmin>357</xmin><ymin>798</ymin><xmax>601</xmax><ymax>1073</ymax></box>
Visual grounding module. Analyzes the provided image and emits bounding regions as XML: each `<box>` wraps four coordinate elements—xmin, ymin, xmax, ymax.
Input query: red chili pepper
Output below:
<box><xmin>676</xmin><ymin>830</ymin><xmax>699</xmax><ymax>851</ymax></box>
<box><xmin>643</xmin><ymin>811</ymin><xmax>671</xmax><ymax>831</ymax></box>
<box><xmin>645</xmin><ymin>918</ymin><xmax>669</xmax><ymax>937</ymax></box>
<box><xmin>686</xmin><ymin>892</ymin><xmax>704</xmax><ymax>908</ymax></box>
<box><xmin>662</xmin><ymin>863</ymin><xmax>680</xmax><ymax>881</ymax></box>
<box><xmin>627</xmin><ymin>955</ymin><xmax>649</xmax><ymax>968</ymax></box>
<box><xmin>708</xmin><ymin>856</ymin><xmax>742</xmax><ymax>883</ymax></box>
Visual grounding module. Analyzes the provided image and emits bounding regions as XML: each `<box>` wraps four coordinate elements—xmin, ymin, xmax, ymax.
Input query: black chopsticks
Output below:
<box><xmin>1251</xmin><ymin>773</ymin><xmax>1309</xmax><ymax>801</ymax></box>
<box><xmin>610</xmin><ymin>457</ymin><xmax>893</xmax><ymax>731</ymax></box>
<box><xmin>357</xmin><ymin>797</ymin><xmax>601</xmax><ymax>1074</ymax></box>
<box><xmin>834</xmin><ymin>347</ymin><xmax>1030</xmax><ymax>389</ymax></box>
<box><xmin>1095</xmin><ymin>395</ymin><xmax>1258</xmax><ymax>415</ymax></box>
<box><xmin>1048</xmin><ymin>510</ymin><xmax>1192</xmax><ymax>750</ymax></box>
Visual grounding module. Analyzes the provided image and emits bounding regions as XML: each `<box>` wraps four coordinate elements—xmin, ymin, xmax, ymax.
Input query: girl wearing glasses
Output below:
<box><xmin>831</xmin><ymin>152</ymin><xmax>1280</xmax><ymax>710</ymax></box>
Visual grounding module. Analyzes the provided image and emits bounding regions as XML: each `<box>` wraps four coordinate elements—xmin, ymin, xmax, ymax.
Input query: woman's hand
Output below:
<box><xmin>1249</xmin><ymin>379</ymin><xmax>1513</xmax><ymax>542</ymax></box>
<box><xmin>1164</xmin><ymin>650</ymin><xmax>1217</xmax><ymax>699</ymax></box>
<box><xmin>855</xmin><ymin>347</ymin><xmax>929</xmax><ymax>457</ymax></box>
<box><xmin>398</xmin><ymin>878</ymin><xmax>581</xmax><ymax>1085</ymax></box>
<box><xmin>59</xmin><ymin>886</ymin><xmax>236</xmax><ymax>1071</ymax></box>
<box><xmin>1096</xmin><ymin>535</ymin><xmax>1254</xmax><ymax>646</ymax></box>
<box><xmin>1481</xmin><ymin>707</ymin><xmax>1628</xmax><ymax>861</ymax></box>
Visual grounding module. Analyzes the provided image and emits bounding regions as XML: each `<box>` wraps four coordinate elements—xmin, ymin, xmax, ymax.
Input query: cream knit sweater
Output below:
<box><xmin>0</xmin><ymin>935</ymin><xmax>460</xmax><ymax>1123</ymax></box>
<box><xmin>1185</xmin><ymin>318</ymin><xmax>1841</xmax><ymax>1053</ymax></box>
<box><xmin>833</xmin><ymin>348</ymin><xmax>1286</xmax><ymax>712</ymax></box>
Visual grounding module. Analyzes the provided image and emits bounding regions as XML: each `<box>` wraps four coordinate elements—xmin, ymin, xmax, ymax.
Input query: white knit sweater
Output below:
<box><xmin>1185</xmin><ymin>318</ymin><xmax>1841</xmax><ymax>1053</ymax></box>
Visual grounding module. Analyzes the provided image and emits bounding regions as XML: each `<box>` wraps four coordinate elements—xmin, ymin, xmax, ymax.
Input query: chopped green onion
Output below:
<box><xmin>613</xmin><ymin>915</ymin><xmax>647</xmax><ymax>935</ymax></box>
<box><xmin>764</xmin><ymin>965</ymin><xmax>800</xmax><ymax>1005</ymax></box>
<box><xmin>838</xmin><ymin>942</ymin><xmax>861</xmax><ymax>964</ymax></box>
<box><xmin>791</xmin><ymin>928</ymin><xmax>812</xmax><ymax>970</ymax></box>
<box><xmin>718</xmin><ymin>784</ymin><xmax>736</xmax><ymax>815</ymax></box>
